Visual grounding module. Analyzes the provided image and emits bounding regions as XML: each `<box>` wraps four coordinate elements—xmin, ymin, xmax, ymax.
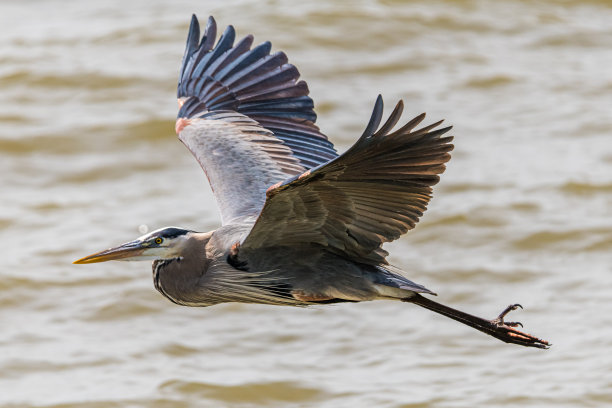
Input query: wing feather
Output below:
<box><xmin>179</xmin><ymin>112</ymin><xmax>304</xmax><ymax>224</ymax></box>
<box><xmin>240</xmin><ymin>97</ymin><xmax>454</xmax><ymax>264</ymax></box>
<box><xmin>176</xmin><ymin>15</ymin><xmax>337</xmax><ymax>223</ymax></box>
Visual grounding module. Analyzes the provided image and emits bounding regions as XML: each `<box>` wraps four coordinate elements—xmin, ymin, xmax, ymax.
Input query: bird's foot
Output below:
<box><xmin>489</xmin><ymin>304</ymin><xmax>551</xmax><ymax>349</ymax></box>
<box><xmin>492</xmin><ymin>303</ymin><xmax>523</xmax><ymax>327</ymax></box>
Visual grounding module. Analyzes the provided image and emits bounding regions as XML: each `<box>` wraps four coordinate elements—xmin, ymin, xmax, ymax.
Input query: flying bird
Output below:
<box><xmin>74</xmin><ymin>15</ymin><xmax>550</xmax><ymax>349</ymax></box>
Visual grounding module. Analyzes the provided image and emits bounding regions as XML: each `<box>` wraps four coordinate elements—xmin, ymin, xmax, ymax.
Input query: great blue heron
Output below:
<box><xmin>74</xmin><ymin>15</ymin><xmax>550</xmax><ymax>349</ymax></box>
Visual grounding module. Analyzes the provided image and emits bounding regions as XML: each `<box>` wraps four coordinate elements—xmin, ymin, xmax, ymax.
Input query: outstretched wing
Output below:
<box><xmin>176</xmin><ymin>15</ymin><xmax>337</xmax><ymax>224</ymax></box>
<box><xmin>239</xmin><ymin>96</ymin><xmax>454</xmax><ymax>265</ymax></box>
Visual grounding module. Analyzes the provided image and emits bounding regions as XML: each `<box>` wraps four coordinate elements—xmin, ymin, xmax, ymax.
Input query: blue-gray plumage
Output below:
<box><xmin>74</xmin><ymin>15</ymin><xmax>550</xmax><ymax>349</ymax></box>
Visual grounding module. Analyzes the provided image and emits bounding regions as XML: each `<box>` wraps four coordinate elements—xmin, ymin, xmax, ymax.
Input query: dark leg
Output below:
<box><xmin>404</xmin><ymin>294</ymin><xmax>550</xmax><ymax>349</ymax></box>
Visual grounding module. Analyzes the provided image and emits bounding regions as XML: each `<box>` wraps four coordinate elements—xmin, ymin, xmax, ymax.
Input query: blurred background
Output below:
<box><xmin>1</xmin><ymin>0</ymin><xmax>610</xmax><ymax>407</ymax></box>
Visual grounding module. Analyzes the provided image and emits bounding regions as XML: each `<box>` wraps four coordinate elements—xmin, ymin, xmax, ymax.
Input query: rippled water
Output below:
<box><xmin>1</xmin><ymin>0</ymin><xmax>611</xmax><ymax>407</ymax></box>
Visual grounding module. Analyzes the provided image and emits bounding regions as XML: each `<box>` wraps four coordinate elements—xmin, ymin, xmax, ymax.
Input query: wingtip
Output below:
<box><xmin>360</xmin><ymin>95</ymin><xmax>385</xmax><ymax>139</ymax></box>
<box><xmin>204</xmin><ymin>16</ymin><xmax>218</xmax><ymax>41</ymax></box>
<box><xmin>391</xmin><ymin>99</ymin><xmax>404</xmax><ymax>120</ymax></box>
<box><xmin>261</xmin><ymin>40</ymin><xmax>272</xmax><ymax>52</ymax></box>
<box><xmin>187</xmin><ymin>14</ymin><xmax>200</xmax><ymax>42</ymax></box>
<box><xmin>374</xmin><ymin>94</ymin><xmax>384</xmax><ymax>114</ymax></box>
<box><xmin>375</xmin><ymin>99</ymin><xmax>405</xmax><ymax>136</ymax></box>
<box><xmin>205</xmin><ymin>15</ymin><xmax>216</xmax><ymax>30</ymax></box>
<box><xmin>430</xmin><ymin>119</ymin><xmax>445</xmax><ymax>128</ymax></box>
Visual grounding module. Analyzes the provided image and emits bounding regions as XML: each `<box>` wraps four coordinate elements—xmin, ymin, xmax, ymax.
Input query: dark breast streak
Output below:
<box><xmin>153</xmin><ymin>258</ymin><xmax>182</xmax><ymax>305</ymax></box>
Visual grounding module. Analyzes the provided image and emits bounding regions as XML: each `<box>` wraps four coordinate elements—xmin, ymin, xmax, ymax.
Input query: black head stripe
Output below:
<box><xmin>158</xmin><ymin>227</ymin><xmax>191</xmax><ymax>239</ymax></box>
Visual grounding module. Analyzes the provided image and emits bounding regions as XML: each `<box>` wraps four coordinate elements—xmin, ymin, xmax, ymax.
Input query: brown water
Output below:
<box><xmin>1</xmin><ymin>0</ymin><xmax>611</xmax><ymax>407</ymax></box>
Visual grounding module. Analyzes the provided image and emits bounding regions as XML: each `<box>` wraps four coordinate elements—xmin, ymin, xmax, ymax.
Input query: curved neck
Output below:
<box><xmin>152</xmin><ymin>231</ymin><xmax>213</xmax><ymax>306</ymax></box>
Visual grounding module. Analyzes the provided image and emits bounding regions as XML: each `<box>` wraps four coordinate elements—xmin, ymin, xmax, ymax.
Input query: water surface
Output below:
<box><xmin>1</xmin><ymin>1</ymin><xmax>611</xmax><ymax>407</ymax></box>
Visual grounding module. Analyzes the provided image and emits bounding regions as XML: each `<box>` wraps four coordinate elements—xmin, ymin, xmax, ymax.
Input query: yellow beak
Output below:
<box><xmin>73</xmin><ymin>241</ymin><xmax>145</xmax><ymax>264</ymax></box>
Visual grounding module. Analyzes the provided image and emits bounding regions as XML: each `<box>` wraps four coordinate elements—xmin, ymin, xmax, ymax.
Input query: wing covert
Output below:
<box><xmin>240</xmin><ymin>96</ymin><xmax>454</xmax><ymax>264</ymax></box>
<box><xmin>178</xmin><ymin>111</ymin><xmax>305</xmax><ymax>224</ymax></box>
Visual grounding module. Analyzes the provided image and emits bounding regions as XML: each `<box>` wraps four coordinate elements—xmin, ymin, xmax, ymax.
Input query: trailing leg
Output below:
<box><xmin>404</xmin><ymin>294</ymin><xmax>550</xmax><ymax>349</ymax></box>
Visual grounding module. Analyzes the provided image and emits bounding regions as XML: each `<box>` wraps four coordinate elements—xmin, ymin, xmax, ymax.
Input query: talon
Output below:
<box><xmin>495</xmin><ymin>303</ymin><xmax>523</xmax><ymax>322</ymax></box>
<box><xmin>484</xmin><ymin>304</ymin><xmax>550</xmax><ymax>348</ymax></box>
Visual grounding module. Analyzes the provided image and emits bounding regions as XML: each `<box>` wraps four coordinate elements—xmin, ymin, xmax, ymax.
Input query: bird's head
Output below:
<box><xmin>73</xmin><ymin>227</ymin><xmax>196</xmax><ymax>264</ymax></box>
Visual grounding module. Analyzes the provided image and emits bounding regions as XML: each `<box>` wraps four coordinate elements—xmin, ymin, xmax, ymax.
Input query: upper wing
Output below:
<box><xmin>239</xmin><ymin>96</ymin><xmax>454</xmax><ymax>265</ymax></box>
<box><xmin>176</xmin><ymin>16</ymin><xmax>337</xmax><ymax>223</ymax></box>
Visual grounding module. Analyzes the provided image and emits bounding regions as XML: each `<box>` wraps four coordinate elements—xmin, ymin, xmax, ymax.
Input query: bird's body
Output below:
<box><xmin>149</xmin><ymin>221</ymin><xmax>432</xmax><ymax>308</ymax></box>
<box><xmin>74</xmin><ymin>15</ymin><xmax>550</xmax><ymax>348</ymax></box>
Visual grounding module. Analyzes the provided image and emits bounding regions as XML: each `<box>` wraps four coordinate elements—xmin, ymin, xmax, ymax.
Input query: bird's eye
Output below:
<box><xmin>155</xmin><ymin>237</ymin><xmax>163</xmax><ymax>245</ymax></box>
